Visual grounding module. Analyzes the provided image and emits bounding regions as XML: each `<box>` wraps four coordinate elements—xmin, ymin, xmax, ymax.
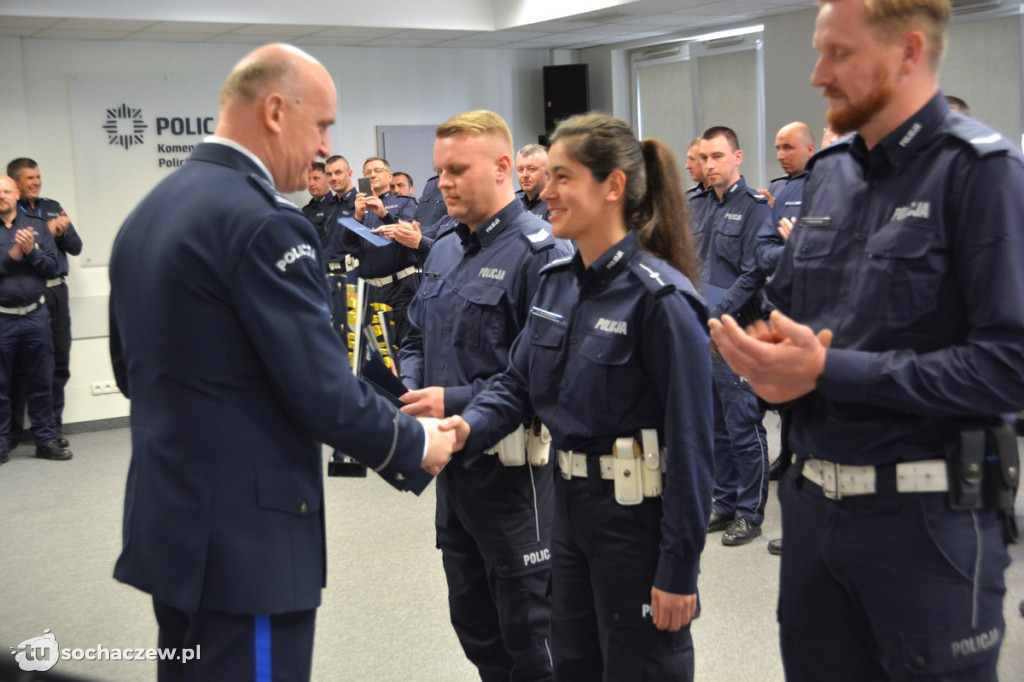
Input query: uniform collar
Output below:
<box><xmin>456</xmin><ymin>199</ymin><xmax>525</xmax><ymax>252</ymax></box>
<box><xmin>336</xmin><ymin>187</ymin><xmax>356</xmax><ymax>203</ymax></box>
<box><xmin>850</xmin><ymin>92</ymin><xmax>946</xmax><ymax>176</ymax></box>
<box><xmin>714</xmin><ymin>176</ymin><xmax>748</xmax><ymax>205</ymax></box>
<box><xmin>203</xmin><ymin>136</ymin><xmax>273</xmax><ymax>185</ymax></box>
<box><xmin>571</xmin><ymin>230</ymin><xmax>638</xmax><ymax>286</ymax></box>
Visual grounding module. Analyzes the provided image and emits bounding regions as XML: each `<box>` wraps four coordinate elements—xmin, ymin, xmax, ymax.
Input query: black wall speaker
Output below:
<box><xmin>543</xmin><ymin>64</ymin><xmax>590</xmax><ymax>136</ymax></box>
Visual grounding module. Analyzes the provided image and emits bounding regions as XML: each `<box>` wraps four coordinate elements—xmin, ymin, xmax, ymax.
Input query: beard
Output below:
<box><xmin>824</xmin><ymin>63</ymin><xmax>893</xmax><ymax>136</ymax></box>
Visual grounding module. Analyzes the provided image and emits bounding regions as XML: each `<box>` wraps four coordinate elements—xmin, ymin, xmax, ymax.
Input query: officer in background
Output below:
<box><xmin>343</xmin><ymin>157</ymin><xmax>419</xmax><ymax>349</ymax></box>
<box><xmin>755</xmin><ymin>122</ymin><xmax>814</xmax><ymax>274</ymax></box>
<box><xmin>0</xmin><ymin>174</ymin><xmax>70</xmax><ymax>464</ymax></box>
<box><xmin>685</xmin><ymin>138</ymin><xmax>713</xmax><ymax>263</ymax></box>
<box><xmin>514</xmin><ymin>143</ymin><xmax>550</xmax><ymax>220</ymax></box>
<box><xmin>7</xmin><ymin>158</ymin><xmax>82</xmax><ymax>451</ymax></box>
<box><xmin>696</xmin><ymin>126</ymin><xmax>771</xmax><ymax>547</ymax></box>
<box><xmin>391</xmin><ymin>171</ymin><xmax>416</xmax><ymax>197</ymax></box>
<box><xmin>399</xmin><ymin>110</ymin><xmax>570</xmax><ymax>681</ymax></box>
<box><xmin>301</xmin><ymin>161</ymin><xmax>332</xmax><ymax>248</ymax></box>
<box><xmin>711</xmin><ymin>1</ymin><xmax>1024</xmax><ymax>679</ymax></box>
<box><xmin>413</xmin><ymin>174</ymin><xmax>447</xmax><ymax>228</ymax></box>
<box><xmin>108</xmin><ymin>43</ymin><xmax>454</xmax><ymax>681</ymax></box>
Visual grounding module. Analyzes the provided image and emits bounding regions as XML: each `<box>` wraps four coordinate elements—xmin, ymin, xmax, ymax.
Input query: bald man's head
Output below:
<box><xmin>775</xmin><ymin>121</ymin><xmax>815</xmax><ymax>177</ymax></box>
<box><xmin>214</xmin><ymin>44</ymin><xmax>337</xmax><ymax>193</ymax></box>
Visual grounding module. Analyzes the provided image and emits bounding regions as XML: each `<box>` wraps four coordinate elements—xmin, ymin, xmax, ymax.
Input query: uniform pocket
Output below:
<box><xmin>453</xmin><ymin>280</ymin><xmax>506</xmax><ymax>348</ymax></box>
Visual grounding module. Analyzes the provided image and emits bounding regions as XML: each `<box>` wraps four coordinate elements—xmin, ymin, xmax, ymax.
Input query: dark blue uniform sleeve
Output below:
<box><xmin>56</xmin><ymin>222</ymin><xmax>83</xmax><ymax>256</ymax></box>
<box><xmin>641</xmin><ymin>290</ymin><xmax>714</xmax><ymax>594</ymax></box>
<box><xmin>25</xmin><ymin>230</ymin><xmax>61</xmax><ymax>279</ymax></box>
<box><xmin>713</xmin><ymin>200</ymin><xmax>770</xmax><ymax>318</ymax></box>
<box><xmin>229</xmin><ymin>213</ymin><xmax>426</xmax><ymax>481</ymax></box>
<box><xmin>754</xmin><ymin>217</ymin><xmax>785</xmax><ymax>274</ymax></box>
<box><xmin>816</xmin><ymin>153</ymin><xmax>1024</xmax><ymax>415</ymax></box>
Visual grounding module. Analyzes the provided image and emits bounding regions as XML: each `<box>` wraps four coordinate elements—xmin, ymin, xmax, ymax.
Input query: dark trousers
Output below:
<box><xmin>11</xmin><ymin>282</ymin><xmax>70</xmax><ymax>438</ymax></box>
<box><xmin>711</xmin><ymin>355</ymin><xmax>769</xmax><ymax>523</ymax></box>
<box><xmin>436</xmin><ymin>455</ymin><xmax>554</xmax><ymax>682</ymax></box>
<box><xmin>551</xmin><ymin>474</ymin><xmax>695</xmax><ymax>681</ymax></box>
<box><xmin>778</xmin><ymin>463</ymin><xmax>1010</xmax><ymax>681</ymax></box>
<box><xmin>0</xmin><ymin>306</ymin><xmax>55</xmax><ymax>449</ymax></box>
<box><xmin>152</xmin><ymin>598</ymin><xmax>316</xmax><ymax>682</ymax></box>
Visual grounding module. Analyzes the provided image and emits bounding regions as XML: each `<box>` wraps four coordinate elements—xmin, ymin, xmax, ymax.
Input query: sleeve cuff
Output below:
<box><xmin>444</xmin><ymin>385</ymin><xmax>474</xmax><ymax>416</ymax></box>
<box><xmin>654</xmin><ymin>555</ymin><xmax>699</xmax><ymax>595</ymax></box>
<box><xmin>816</xmin><ymin>347</ymin><xmax>874</xmax><ymax>403</ymax></box>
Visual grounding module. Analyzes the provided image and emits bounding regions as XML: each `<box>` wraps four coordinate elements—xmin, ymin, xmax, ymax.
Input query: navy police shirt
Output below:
<box><xmin>754</xmin><ymin>171</ymin><xmax>807</xmax><ymax>274</ymax></box>
<box><xmin>0</xmin><ymin>212</ymin><xmax>59</xmax><ymax>306</ymax></box>
<box><xmin>461</xmin><ymin>230</ymin><xmax>714</xmax><ymax>595</ymax></box>
<box><xmin>18</xmin><ymin>197</ymin><xmax>82</xmax><ymax>278</ymax></box>
<box><xmin>342</xmin><ymin>190</ymin><xmax>418</xmax><ymax>277</ymax></box>
<box><xmin>301</xmin><ymin>194</ymin><xmax>333</xmax><ymax>248</ymax></box>
<box><xmin>413</xmin><ymin>175</ymin><xmax>447</xmax><ymax>228</ymax></box>
<box><xmin>400</xmin><ymin>199</ymin><xmax>571</xmax><ymax>463</ymax></box>
<box><xmin>695</xmin><ymin>176</ymin><xmax>770</xmax><ymax>318</ymax></box>
<box><xmin>768</xmin><ymin>93</ymin><xmax>1024</xmax><ymax>466</ymax></box>
<box><xmin>515</xmin><ymin>189</ymin><xmax>550</xmax><ymax>221</ymax></box>
<box><xmin>324</xmin><ymin>187</ymin><xmax>357</xmax><ymax>264</ymax></box>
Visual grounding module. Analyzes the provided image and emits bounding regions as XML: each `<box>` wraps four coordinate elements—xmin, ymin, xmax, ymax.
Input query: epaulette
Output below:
<box><xmin>435</xmin><ymin>219</ymin><xmax>460</xmax><ymax>241</ymax></box>
<box><xmin>744</xmin><ymin>186</ymin><xmax>769</xmax><ymax>203</ymax></box>
<box><xmin>947</xmin><ymin>114</ymin><xmax>1016</xmax><ymax>158</ymax></box>
<box><xmin>248</xmin><ymin>173</ymin><xmax>302</xmax><ymax>214</ymax></box>
<box><xmin>806</xmin><ymin>135</ymin><xmax>854</xmax><ymax>172</ymax></box>
<box><xmin>539</xmin><ymin>255</ymin><xmax>573</xmax><ymax>275</ymax></box>
<box><xmin>519</xmin><ymin>220</ymin><xmax>556</xmax><ymax>252</ymax></box>
<box><xmin>628</xmin><ymin>253</ymin><xmax>689</xmax><ymax>297</ymax></box>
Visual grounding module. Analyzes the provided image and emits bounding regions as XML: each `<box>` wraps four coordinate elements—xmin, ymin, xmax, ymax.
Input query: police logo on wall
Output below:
<box><xmin>102</xmin><ymin>103</ymin><xmax>148</xmax><ymax>151</ymax></box>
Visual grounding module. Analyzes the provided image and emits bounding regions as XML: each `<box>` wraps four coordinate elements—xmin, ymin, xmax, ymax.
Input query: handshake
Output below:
<box><xmin>416</xmin><ymin>416</ymin><xmax>471</xmax><ymax>475</ymax></box>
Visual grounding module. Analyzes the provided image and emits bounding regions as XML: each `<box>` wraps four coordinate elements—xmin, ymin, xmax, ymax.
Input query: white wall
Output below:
<box><xmin>2</xmin><ymin>36</ymin><xmax>551</xmax><ymax>426</ymax></box>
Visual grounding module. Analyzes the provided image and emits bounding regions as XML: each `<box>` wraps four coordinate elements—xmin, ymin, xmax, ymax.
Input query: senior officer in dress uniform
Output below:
<box><xmin>0</xmin><ymin>175</ymin><xmax>70</xmax><ymax>464</ymax></box>
<box><xmin>108</xmin><ymin>43</ymin><xmax>455</xmax><ymax>682</ymax></box>
<box><xmin>445</xmin><ymin>113</ymin><xmax>715</xmax><ymax>681</ymax></box>
<box><xmin>711</xmin><ymin>1</ymin><xmax>1024</xmax><ymax>680</ymax></box>
<box><xmin>398</xmin><ymin>110</ymin><xmax>572</xmax><ymax>682</ymax></box>
<box><xmin>7</xmin><ymin>157</ymin><xmax>83</xmax><ymax>451</ymax></box>
<box><xmin>696</xmin><ymin>126</ymin><xmax>772</xmax><ymax>547</ymax></box>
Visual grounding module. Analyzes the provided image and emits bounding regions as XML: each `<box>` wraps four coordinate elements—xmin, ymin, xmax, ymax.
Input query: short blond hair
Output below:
<box><xmin>436</xmin><ymin>110</ymin><xmax>513</xmax><ymax>153</ymax></box>
<box><xmin>821</xmin><ymin>0</ymin><xmax>950</xmax><ymax>70</ymax></box>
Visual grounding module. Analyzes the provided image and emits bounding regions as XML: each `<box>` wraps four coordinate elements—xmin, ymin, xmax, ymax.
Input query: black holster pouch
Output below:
<box><xmin>945</xmin><ymin>420</ymin><xmax>1019</xmax><ymax>543</ymax></box>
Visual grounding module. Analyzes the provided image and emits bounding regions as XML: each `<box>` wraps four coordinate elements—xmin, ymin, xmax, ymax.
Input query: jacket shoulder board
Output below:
<box><xmin>947</xmin><ymin>115</ymin><xmax>1016</xmax><ymax>158</ymax></box>
<box><xmin>248</xmin><ymin>173</ymin><xmax>302</xmax><ymax>214</ymax></box>
<box><xmin>628</xmin><ymin>254</ymin><xmax>690</xmax><ymax>297</ymax></box>
<box><xmin>519</xmin><ymin>221</ymin><xmax>556</xmax><ymax>252</ymax></box>
<box><xmin>806</xmin><ymin>136</ymin><xmax>854</xmax><ymax>172</ymax></box>
<box><xmin>744</xmin><ymin>186</ymin><xmax>769</xmax><ymax>203</ymax></box>
<box><xmin>539</xmin><ymin>255</ymin><xmax>573</xmax><ymax>276</ymax></box>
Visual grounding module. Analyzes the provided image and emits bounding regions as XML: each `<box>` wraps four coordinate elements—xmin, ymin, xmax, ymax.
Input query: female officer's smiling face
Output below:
<box><xmin>540</xmin><ymin>139</ymin><xmax>614</xmax><ymax>243</ymax></box>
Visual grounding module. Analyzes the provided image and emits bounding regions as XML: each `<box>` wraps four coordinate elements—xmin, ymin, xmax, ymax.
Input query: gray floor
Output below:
<box><xmin>1</xmin><ymin>417</ymin><xmax>1023</xmax><ymax>681</ymax></box>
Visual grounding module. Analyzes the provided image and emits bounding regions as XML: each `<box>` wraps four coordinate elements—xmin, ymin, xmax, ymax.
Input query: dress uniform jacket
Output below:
<box><xmin>109</xmin><ymin>141</ymin><xmax>427</xmax><ymax>615</ymax></box>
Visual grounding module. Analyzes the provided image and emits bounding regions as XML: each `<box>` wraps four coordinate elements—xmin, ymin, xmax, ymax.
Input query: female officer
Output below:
<box><xmin>447</xmin><ymin>113</ymin><xmax>714</xmax><ymax>680</ymax></box>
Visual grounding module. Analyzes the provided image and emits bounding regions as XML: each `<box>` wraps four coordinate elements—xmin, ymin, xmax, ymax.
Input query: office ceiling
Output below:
<box><xmin>0</xmin><ymin>0</ymin><xmax>820</xmax><ymax>50</ymax></box>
